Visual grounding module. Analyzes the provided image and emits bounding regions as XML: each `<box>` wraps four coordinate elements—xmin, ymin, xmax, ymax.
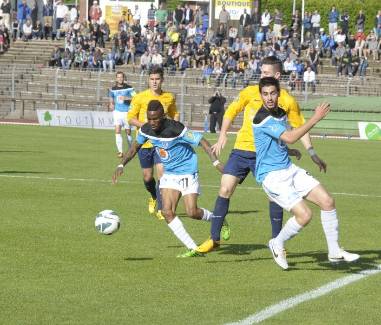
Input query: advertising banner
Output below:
<box><xmin>214</xmin><ymin>0</ymin><xmax>252</xmax><ymax>20</ymax></box>
<box><xmin>358</xmin><ymin>122</ymin><xmax>381</xmax><ymax>140</ymax></box>
<box><xmin>37</xmin><ymin>110</ymin><xmax>116</xmax><ymax>130</ymax></box>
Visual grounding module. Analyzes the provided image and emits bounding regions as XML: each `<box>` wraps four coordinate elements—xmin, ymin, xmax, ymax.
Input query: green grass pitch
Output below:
<box><xmin>0</xmin><ymin>125</ymin><xmax>380</xmax><ymax>324</ymax></box>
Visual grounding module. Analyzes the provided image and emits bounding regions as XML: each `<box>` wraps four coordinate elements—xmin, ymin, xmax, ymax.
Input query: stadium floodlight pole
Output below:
<box><xmin>293</xmin><ymin>0</ymin><xmax>296</xmax><ymax>15</ymax></box>
<box><xmin>301</xmin><ymin>0</ymin><xmax>305</xmax><ymax>43</ymax></box>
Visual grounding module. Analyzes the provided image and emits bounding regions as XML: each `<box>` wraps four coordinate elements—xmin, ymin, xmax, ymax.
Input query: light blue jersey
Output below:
<box><xmin>137</xmin><ymin>119</ymin><xmax>203</xmax><ymax>175</ymax></box>
<box><xmin>253</xmin><ymin>106</ymin><xmax>291</xmax><ymax>183</ymax></box>
<box><xmin>109</xmin><ymin>83</ymin><xmax>136</xmax><ymax>112</ymax></box>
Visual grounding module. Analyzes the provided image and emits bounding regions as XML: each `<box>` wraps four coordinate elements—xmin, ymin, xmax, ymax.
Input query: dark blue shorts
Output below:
<box><xmin>138</xmin><ymin>147</ymin><xmax>161</xmax><ymax>169</ymax></box>
<box><xmin>223</xmin><ymin>149</ymin><xmax>256</xmax><ymax>184</ymax></box>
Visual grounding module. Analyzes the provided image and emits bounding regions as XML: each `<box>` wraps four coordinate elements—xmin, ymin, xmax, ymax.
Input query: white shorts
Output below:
<box><xmin>159</xmin><ymin>173</ymin><xmax>200</xmax><ymax>196</ymax></box>
<box><xmin>262</xmin><ymin>164</ymin><xmax>320</xmax><ymax>211</ymax></box>
<box><xmin>113</xmin><ymin>111</ymin><xmax>130</xmax><ymax>128</ymax></box>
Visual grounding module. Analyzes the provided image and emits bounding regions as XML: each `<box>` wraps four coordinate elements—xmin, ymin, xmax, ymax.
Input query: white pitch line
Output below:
<box><xmin>225</xmin><ymin>264</ymin><xmax>381</xmax><ymax>325</ymax></box>
<box><xmin>1</xmin><ymin>174</ymin><xmax>381</xmax><ymax>199</ymax></box>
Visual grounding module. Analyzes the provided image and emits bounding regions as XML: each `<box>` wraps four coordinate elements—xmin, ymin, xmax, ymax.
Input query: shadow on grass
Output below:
<box><xmin>0</xmin><ymin>171</ymin><xmax>48</xmax><ymax>174</ymax></box>
<box><xmin>124</xmin><ymin>257</ymin><xmax>154</xmax><ymax>261</ymax></box>
<box><xmin>176</xmin><ymin>210</ymin><xmax>260</xmax><ymax>218</ymax></box>
<box><xmin>286</xmin><ymin>249</ymin><xmax>381</xmax><ymax>273</ymax></box>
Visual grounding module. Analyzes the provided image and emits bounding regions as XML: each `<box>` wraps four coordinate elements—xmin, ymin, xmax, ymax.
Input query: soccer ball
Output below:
<box><xmin>95</xmin><ymin>210</ymin><xmax>120</xmax><ymax>235</ymax></box>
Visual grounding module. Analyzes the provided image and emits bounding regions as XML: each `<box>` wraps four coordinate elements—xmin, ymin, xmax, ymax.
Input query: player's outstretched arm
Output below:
<box><xmin>199</xmin><ymin>138</ymin><xmax>224</xmax><ymax>173</ymax></box>
<box><xmin>280</xmin><ymin>103</ymin><xmax>330</xmax><ymax>145</ymax></box>
<box><xmin>112</xmin><ymin>141</ymin><xmax>142</xmax><ymax>184</ymax></box>
<box><xmin>211</xmin><ymin>117</ymin><xmax>232</xmax><ymax>156</ymax></box>
<box><xmin>300</xmin><ymin>133</ymin><xmax>327</xmax><ymax>173</ymax></box>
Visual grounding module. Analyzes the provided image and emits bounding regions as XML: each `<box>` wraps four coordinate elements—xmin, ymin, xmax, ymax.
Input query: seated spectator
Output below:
<box><xmin>303</xmin><ymin>66</ymin><xmax>316</xmax><ymax>92</ymax></box>
<box><xmin>255</xmin><ymin>27</ymin><xmax>265</xmax><ymax>45</ymax></box>
<box><xmin>364</xmin><ymin>30</ymin><xmax>378</xmax><ymax>61</ymax></box>
<box><xmin>283</xmin><ymin>57</ymin><xmax>297</xmax><ymax>74</ymax></box>
<box><xmin>57</xmin><ymin>17</ymin><xmax>70</xmax><ymax>40</ymax></box>
<box><xmin>354</xmin><ymin>29</ymin><xmax>366</xmax><ymax>56</ymax></box>
<box><xmin>201</xmin><ymin>61</ymin><xmax>213</xmax><ymax>85</ymax></box>
<box><xmin>179</xmin><ymin>54</ymin><xmax>190</xmax><ymax>72</ymax></box>
<box><xmin>350</xmin><ymin>48</ymin><xmax>360</xmax><ymax>76</ymax></box>
<box><xmin>333</xmin><ymin>42</ymin><xmax>346</xmax><ymax>76</ymax></box>
<box><xmin>61</xmin><ymin>48</ymin><xmax>72</xmax><ymax>70</ymax></box>
<box><xmin>213</xmin><ymin>61</ymin><xmax>224</xmax><ymax>86</ymax></box>
<box><xmin>151</xmin><ymin>49</ymin><xmax>163</xmax><ymax>67</ymax></box>
<box><xmin>32</xmin><ymin>20</ymin><xmax>42</xmax><ymax>39</ymax></box>
<box><xmin>288</xmin><ymin>71</ymin><xmax>300</xmax><ymax>91</ymax></box>
<box><xmin>358</xmin><ymin>54</ymin><xmax>368</xmax><ymax>79</ymax></box>
<box><xmin>22</xmin><ymin>19</ymin><xmax>33</xmax><ymax>41</ymax></box>
<box><xmin>140</xmin><ymin>50</ymin><xmax>151</xmax><ymax>71</ymax></box>
<box><xmin>49</xmin><ymin>45</ymin><xmax>62</xmax><ymax>67</ymax></box>
<box><xmin>103</xmin><ymin>49</ymin><xmax>115</xmax><ymax>72</ymax></box>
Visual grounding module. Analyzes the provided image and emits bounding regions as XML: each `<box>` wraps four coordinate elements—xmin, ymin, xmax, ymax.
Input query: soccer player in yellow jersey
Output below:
<box><xmin>128</xmin><ymin>66</ymin><xmax>179</xmax><ymax>220</ymax></box>
<box><xmin>197</xmin><ymin>56</ymin><xmax>327</xmax><ymax>253</ymax></box>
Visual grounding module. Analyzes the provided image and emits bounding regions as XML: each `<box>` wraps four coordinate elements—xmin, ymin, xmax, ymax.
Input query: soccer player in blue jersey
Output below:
<box><xmin>113</xmin><ymin>100</ymin><xmax>224</xmax><ymax>257</ymax></box>
<box><xmin>109</xmin><ymin>71</ymin><xmax>136</xmax><ymax>158</ymax></box>
<box><xmin>253</xmin><ymin>77</ymin><xmax>359</xmax><ymax>270</ymax></box>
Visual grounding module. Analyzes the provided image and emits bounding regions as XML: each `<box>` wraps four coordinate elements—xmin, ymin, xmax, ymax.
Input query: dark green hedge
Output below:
<box><xmin>261</xmin><ymin>0</ymin><xmax>380</xmax><ymax>34</ymax></box>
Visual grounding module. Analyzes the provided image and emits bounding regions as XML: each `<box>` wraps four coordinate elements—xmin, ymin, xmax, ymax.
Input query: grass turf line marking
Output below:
<box><xmin>1</xmin><ymin>174</ymin><xmax>381</xmax><ymax>199</ymax></box>
<box><xmin>225</xmin><ymin>264</ymin><xmax>381</xmax><ymax>325</ymax></box>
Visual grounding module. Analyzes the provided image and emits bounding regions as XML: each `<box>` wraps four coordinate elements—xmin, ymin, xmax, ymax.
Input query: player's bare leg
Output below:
<box><xmin>161</xmin><ymin>188</ymin><xmax>202</xmax><ymax>257</ymax></box>
<box><xmin>115</xmin><ymin>124</ymin><xmax>123</xmax><ymax>157</ymax></box>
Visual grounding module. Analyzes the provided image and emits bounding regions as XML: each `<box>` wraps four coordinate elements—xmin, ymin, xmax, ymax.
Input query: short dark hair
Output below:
<box><xmin>147</xmin><ymin>100</ymin><xmax>164</xmax><ymax>113</ymax></box>
<box><xmin>261</xmin><ymin>56</ymin><xmax>283</xmax><ymax>73</ymax></box>
<box><xmin>116</xmin><ymin>71</ymin><xmax>125</xmax><ymax>78</ymax></box>
<box><xmin>148</xmin><ymin>65</ymin><xmax>164</xmax><ymax>78</ymax></box>
<box><xmin>259</xmin><ymin>77</ymin><xmax>280</xmax><ymax>93</ymax></box>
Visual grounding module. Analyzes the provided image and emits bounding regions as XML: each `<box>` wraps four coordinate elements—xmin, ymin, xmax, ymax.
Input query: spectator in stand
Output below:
<box><xmin>213</xmin><ymin>61</ymin><xmax>224</xmax><ymax>86</ymax></box>
<box><xmin>375</xmin><ymin>10</ymin><xmax>381</xmax><ymax>40</ymax></box>
<box><xmin>43</xmin><ymin>0</ymin><xmax>53</xmax><ymax>39</ymax></box>
<box><xmin>303</xmin><ymin>65</ymin><xmax>316</xmax><ymax>92</ymax></box>
<box><xmin>1</xmin><ymin>0</ymin><xmax>11</xmax><ymax>30</ymax></box>
<box><xmin>32</xmin><ymin>20</ymin><xmax>42</xmax><ymax>39</ymax></box>
<box><xmin>365</xmin><ymin>30</ymin><xmax>378</xmax><ymax>61</ymax></box>
<box><xmin>124</xmin><ymin>35</ymin><xmax>136</xmax><ymax>65</ymax></box>
<box><xmin>208</xmin><ymin>90</ymin><xmax>225</xmax><ymax>133</ymax></box>
<box><xmin>30</xmin><ymin>0</ymin><xmax>38</xmax><ymax>28</ymax></box>
<box><xmin>356</xmin><ymin>10</ymin><xmax>365</xmax><ymax>32</ymax></box>
<box><xmin>215</xmin><ymin>22</ymin><xmax>226</xmax><ymax>46</ymax></box>
<box><xmin>184</xmin><ymin>3</ymin><xmax>193</xmax><ymax>26</ymax></box>
<box><xmin>179</xmin><ymin>53</ymin><xmax>190</xmax><ymax>72</ymax></box>
<box><xmin>56</xmin><ymin>16</ymin><xmax>69</xmax><ymax>40</ymax></box>
<box><xmin>133</xmin><ymin>4</ymin><xmax>141</xmax><ymax>25</ymax></box>
<box><xmin>49</xmin><ymin>45</ymin><xmax>62</xmax><ymax>66</ymax></box>
<box><xmin>251</xmin><ymin>7</ymin><xmax>260</xmax><ymax>39</ymax></box>
<box><xmin>359</xmin><ymin>54</ymin><xmax>368</xmax><ymax>79</ymax></box>
<box><xmin>89</xmin><ymin>0</ymin><xmax>102</xmax><ymax>23</ymax></box>
<box><xmin>227</xmin><ymin>25</ymin><xmax>237</xmax><ymax>47</ymax></box>
<box><xmin>147</xmin><ymin>4</ymin><xmax>156</xmax><ymax>30</ymax></box>
<box><xmin>340</xmin><ymin>10</ymin><xmax>350</xmax><ymax>41</ymax></box>
<box><xmin>295</xmin><ymin>58</ymin><xmax>305</xmax><ymax>79</ymax></box>
<box><xmin>328</xmin><ymin>6</ymin><xmax>339</xmax><ymax>37</ymax></box>
<box><xmin>333</xmin><ymin>42</ymin><xmax>346</xmax><ymax>76</ymax></box>
<box><xmin>261</xmin><ymin>8</ymin><xmax>271</xmax><ymax>40</ymax></box>
<box><xmin>61</xmin><ymin>48</ymin><xmax>72</xmax><ymax>70</ymax></box>
<box><xmin>350</xmin><ymin>48</ymin><xmax>360</xmax><ymax>76</ymax></box>
<box><xmin>272</xmin><ymin>9</ymin><xmax>282</xmax><ymax>38</ymax></box>
<box><xmin>22</xmin><ymin>18</ymin><xmax>32</xmax><ymax>41</ymax></box>
<box><xmin>239</xmin><ymin>9</ymin><xmax>251</xmax><ymax>38</ymax></box>
<box><xmin>140</xmin><ymin>50</ymin><xmax>151</xmax><ymax>71</ymax></box>
<box><xmin>303</xmin><ymin>11</ymin><xmax>312</xmax><ymax>38</ymax></box>
<box><xmin>291</xmin><ymin>9</ymin><xmax>301</xmax><ymax>34</ymax></box>
<box><xmin>151</xmin><ymin>48</ymin><xmax>163</xmax><ymax>67</ymax></box>
<box><xmin>311</xmin><ymin>10</ymin><xmax>321</xmax><ymax>37</ymax></box>
<box><xmin>334</xmin><ymin>27</ymin><xmax>346</xmax><ymax>44</ymax></box>
<box><xmin>219</xmin><ymin>5</ymin><xmax>230</xmax><ymax>32</ymax></box>
<box><xmin>288</xmin><ymin>71</ymin><xmax>298</xmax><ymax>91</ymax></box>
<box><xmin>70</xmin><ymin>5</ymin><xmax>78</xmax><ymax>22</ymax></box>
<box><xmin>17</xmin><ymin>0</ymin><xmax>31</xmax><ymax>39</ymax></box>
<box><xmin>283</xmin><ymin>56</ymin><xmax>297</xmax><ymax>74</ymax></box>
<box><xmin>103</xmin><ymin>49</ymin><xmax>115</xmax><ymax>72</ymax></box>
<box><xmin>155</xmin><ymin>3</ymin><xmax>168</xmax><ymax>32</ymax></box>
<box><xmin>173</xmin><ymin>4</ymin><xmax>184</xmax><ymax>27</ymax></box>
<box><xmin>355</xmin><ymin>28</ymin><xmax>366</xmax><ymax>56</ymax></box>
<box><xmin>194</xmin><ymin>6</ymin><xmax>202</xmax><ymax>30</ymax></box>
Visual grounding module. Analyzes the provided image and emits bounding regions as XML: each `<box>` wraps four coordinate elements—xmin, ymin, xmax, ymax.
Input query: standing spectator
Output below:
<box><xmin>42</xmin><ymin>0</ymin><xmax>53</xmax><ymax>39</ymax></box>
<box><xmin>201</xmin><ymin>61</ymin><xmax>213</xmax><ymax>86</ymax></box>
<box><xmin>32</xmin><ymin>19</ymin><xmax>42</xmax><ymax>39</ymax></box>
<box><xmin>17</xmin><ymin>0</ymin><xmax>31</xmax><ymax>39</ymax></box>
<box><xmin>239</xmin><ymin>9</ymin><xmax>251</xmax><ymax>37</ymax></box>
<box><xmin>356</xmin><ymin>10</ymin><xmax>365</xmax><ymax>32</ymax></box>
<box><xmin>251</xmin><ymin>6</ymin><xmax>260</xmax><ymax>40</ymax></box>
<box><xmin>1</xmin><ymin>0</ymin><xmax>11</xmax><ymax>30</ymax></box>
<box><xmin>133</xmin><ymin>4</ymin><xmax>141</xmax><ymax>25</ymax></box>
<box><xmin>184</xmin><ymin>3</ymin><xmax>193</xmax><ymax>26</ymax></box>
<box><xmin>359</xmin><ymin>54</ymin><xmax>368</xmax><ymax>79</ymax></box>
<box><xmin>303</xmin><ymin>65</ymin><xmax>316</xmax><ymax>92</ymax></box>
<box><xmin>261</xmin><ymin>8</ymin><xmax>271</xmax><ymax>39</ymax></box>
<box><xmin>147</xmin><ymin>3</ymin><xmax>156</xmax><ymax>30</ymax></box>
<box><xmin>328</xmin><ymin>6</ymin><xmax>339</xmax><ymax>37</ymax></box>
<box><xmin>218</xmin><ymin>5</ymin><xmax>230</xmax><ymax>32</ymax></box>
<box><xmin>70</xmin><ymin>5</ymin><xmax>78</xmax><ymax>23</ymax></box>
<box><xmin>155</xmin><ymin>3</ymin><xmax>167</xmax><ymax>32</ymax></box>
<box><xmin>89</xmin><ymin>0</ymin><xmax>102</xmax><ymax>23</ymax></box>
<box><xmin>173</xmin><ymin>4</ymin><xmax>184</xmax><ymax>27</ymax></box>
<box><xmin>208</xmin><ymin>90</ymin><xmax>225</xmax><ymax>133</ymax></box>
<box><xmin>194</xmin><ymin>6</ymin><xmax>203</xmax><ymax>30</ymax></box>
<box><xmin>55</xmin><ymin>0</ymin><xmax>68</xmax><ymax>37</ymax></box>
<box><xmin>375</xmin><ymin>10</ymin><xmax>381</xmax><ymax>39</ymax></box>
<box><xmin>272</xmin><ymin>9</ymin><xmax>282</xmax><ymax>38</ymax></box>
<box><xmin>333</xmin><ymin>42</ymin><xmax>346</xmax><ymax>76</ymax></box>
<box><xmin>303</xmin><ymin>11</ymin><xmax>312</xmax><ymax>37</ymax></box>
<box><xmin>340</xmin><ymin>10</ymin><xmax>350</xmax><ymax>40</ymax></box>
<box><xmin>311</xmin><ymin>10</ymin><xmax>321</xmax><ymax>37</ymax></box>
<box><xmin>30</xmin><ymin>0</ymin><xmax>38</xmax><ymax>27</ymax></box>
<box><xmin>291</xmin><ymin>9</ymin><xmax>301</xmax><ymax>34</ymax></box>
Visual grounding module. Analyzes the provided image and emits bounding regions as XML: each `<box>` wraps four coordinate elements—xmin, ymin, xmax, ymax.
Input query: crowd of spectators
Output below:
<box><xmin>1</xmin><ymin>1</ymin><xmax>380</xmax><ymax>86</ymax></box>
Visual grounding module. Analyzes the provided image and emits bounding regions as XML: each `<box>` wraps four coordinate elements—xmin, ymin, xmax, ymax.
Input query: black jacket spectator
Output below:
<box><xmin>208</xmin><ymin>91</ymin><xmax>226</xmax><ymax>133</ymax></box>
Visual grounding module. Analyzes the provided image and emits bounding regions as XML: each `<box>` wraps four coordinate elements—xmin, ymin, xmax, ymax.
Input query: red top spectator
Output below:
<box><xmin>89</xmin><ymin>0</ymin><xmax>102</xmax><ymax>22</ymax></box>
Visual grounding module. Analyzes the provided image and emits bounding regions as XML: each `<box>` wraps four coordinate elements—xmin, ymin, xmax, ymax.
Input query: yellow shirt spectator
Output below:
<box><xmin>224</xmin><ymin>85</ymin><xmax>305</xmax><ymax>152</ymax></box>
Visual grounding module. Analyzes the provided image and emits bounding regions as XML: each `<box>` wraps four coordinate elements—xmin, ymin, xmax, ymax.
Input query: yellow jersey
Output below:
<box><xmin>128</xmin><ymin>89</ymin><xmax>179</xmax><ymax>148</ymax></box>
<box><xmin>224</xmin><ymin>85</ymin><xmax>305</xmax><ymax>152</ymax></box>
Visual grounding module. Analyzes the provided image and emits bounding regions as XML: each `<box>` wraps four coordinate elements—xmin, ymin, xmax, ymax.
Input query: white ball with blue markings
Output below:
<box><xmin>95</xmin><ymin>210</ymin><xmax>120</xmax><ymax>235</ymax></box>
